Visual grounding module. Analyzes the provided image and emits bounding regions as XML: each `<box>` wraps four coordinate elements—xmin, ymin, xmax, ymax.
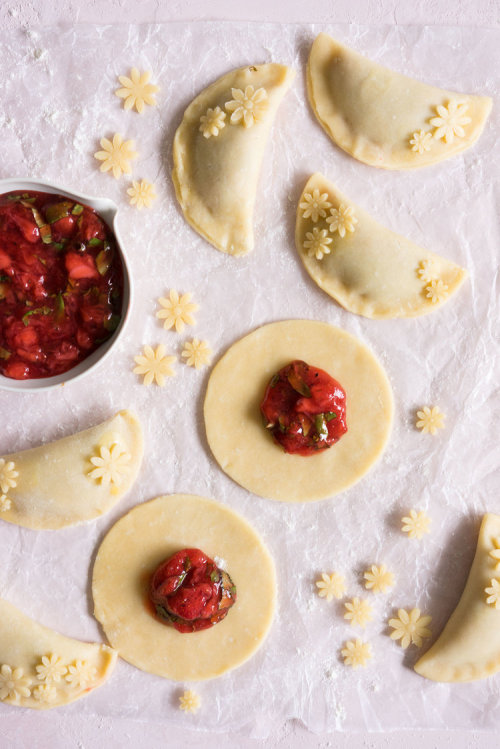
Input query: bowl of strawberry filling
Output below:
<box><xmin>150</xmin><ymin>548</ymin><xmax>237</xmax><ymax>633</ymax></box>
<box><xmin>0</xmin><ymin>178</ymin><xmax>131</xmax><ymax>391</ymax></box>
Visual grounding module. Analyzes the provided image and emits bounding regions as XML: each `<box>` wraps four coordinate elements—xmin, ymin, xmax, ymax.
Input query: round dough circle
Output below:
<box><xmin>204</xmin><ymin>320</ymin><xmax>393</xmax><ymax>502</ymax></box>
<box><xmin>92</xmin><ymin>494</ymin><xmax>276</xmax><ymax>681</ymax></box>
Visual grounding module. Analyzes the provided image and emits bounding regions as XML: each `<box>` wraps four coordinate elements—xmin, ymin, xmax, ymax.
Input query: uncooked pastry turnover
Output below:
<box><xmin>307</xmin><ymin>33</ymin><xmax>492</xmax><ymax>169</ymax></box>
<box><xmin>296</xmin><ymin>173</ymin><xmax>467</xmax><ymax>319</ymax></box>
<box><xmin>0</xmin><ymin>598</ymin><xmax>116</xmax><ymax>709</ymax></box>
<box><xmin>172</xmin><ymin>63</ymin><xmax>295</xmax><ymax>256</ymax></box>
<box><xmin>0</xmin><ymin>410</ymin><xmax>143</xmax><ymax>530</ymax></box>
<box><xmin>92</xmin><ymin>494</ymin><xmax>276</xmax><ymax>681</ymax></box>
<box><xmin>415</xmin><ymin>513</ymin><xmax>500</xmax><ymax>683</ymax></box>
<box><xmin>204</xmin><ymin>320</ymin><xmax>393</xmax><ymax>502</ymax></box>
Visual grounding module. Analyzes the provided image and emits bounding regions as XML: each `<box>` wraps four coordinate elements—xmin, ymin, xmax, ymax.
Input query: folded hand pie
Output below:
<box><xmin>295</xmin><ymin>173</ymin><xmax>467</xmax><ymax>319</ymax></box>
<box><xmin>415</xmin><ymin>514</ymin><xmax>500</xmax><ymax>682</ymax></box>
<box><xmin>0</xmin><ymin>410</ymin><xmax>143</xmax><ymax>530</ymax></box>
<box><xmin>173</xmin><ymin>63</ymin><xmax>295</xmax><ymax>256</ymax></box>
<box><xmin>307</xmin><ymin>33</ymin><xmax>492</xmax><ymax>169</ymax></box>
<box><xmin>0</xmin><ymin>597</ymin><xmax>116</xmax><ymax>709</ymax></box>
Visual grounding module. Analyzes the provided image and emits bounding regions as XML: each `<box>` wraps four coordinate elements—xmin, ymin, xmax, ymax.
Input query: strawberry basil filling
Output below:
<box><xmin>260</xmin><ymin>359</ymin><xmax>347</xmax><ymax>455</ymax></box>
<box><xmin>0</xmin><ymin>190</ymin><xmax>124</xmax><ymax>379</ymax></box>
<box><xmin>150</xmin><ymin>548</ymin><xmax>237</xmax><ymax>633</ymax></box>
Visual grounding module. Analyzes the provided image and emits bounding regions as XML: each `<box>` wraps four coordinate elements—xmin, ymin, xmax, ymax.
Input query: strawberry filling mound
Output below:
<box><xmin>150</xmin><ymin>548</ymin><xmax>237</xmax><ymax>633</ymax></box>
<box><xmin>0</xmin><ymin>190</ymin><xmax>124</xmax><ymax>379</ymax></box>
<box><xmin>260</xmin><ymin>359</ymin><xmax>347</xmax><ymax>456</ymax></box>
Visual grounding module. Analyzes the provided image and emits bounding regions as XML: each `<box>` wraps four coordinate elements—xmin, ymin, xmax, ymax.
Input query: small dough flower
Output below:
<box><xmin>485</xmin><ymin>578</ymin><xmax>500</xmax><ymax>609</ymax></box>
<box><xmin>94</xmin><ymin>134</ymin><xmax>138</xmax><ymax>179</ymax></box>
<box><xmin>65</xmin><ymin>660</ymin><xmax>97</xmax><ymax>689</ymax></box>
<box><xmin>199</xmin><ymin>106</ymin><xmax>226</xmax><ymax>138</ymax></box>
<box><xmin>156</xmin><ymin>289</ymin><xmax>198</xmax><ymax>333</ymax></box>
<box><xmin>417</xmin><ymin>259</ymin><xmax>437</xmax><ymax>284</ymax></box>
<box><xmin>315</xmin><ymin>572</ymin><xmax>346</xmax><ymax>602</ymax></box>
<box><xmin>430</xmin><ymin>100</ymin><xmax>472</xmax><ymax>144</ymax></box>
<box><xmin>0</xmin><ymin>494</ymin><xmax>11</xmax><ymax>512</ymax></box>
<box><xmin>416</xmin><ymin>406</ymin><xmax>445</xmax><ymax>435</ymax></box>
<box><xmin>363</xmin><ymin>564</ymin><xmax>395</xmax><ymax>594</ymax></box>
<box><xmin>341</xmin><ymin>638</ymin><xmax>373</xmax><ymax>668</ymax></box>
<box><xmin>303</xmin><ymin>227</ymin><xmax>333</xmax><ymax>260</ymax></box>
<box><xmin>225</xmin><ymin>86</ymin><xmax>268</xmax><ymax>128</ymax></box>
<box><xmin>0</xmin><ymin>460</ymin><xmax>18</xmax><ymax>494</ymax></box>
<box><xmin>425</xmin><ymin>279</ymin><xmax>449</xmax><ymax>304</ymax></box>
<box><xmin>409</xmin><ymin>130</ymin><xmax>433</xmax><ymax>154</ymax></box>
<box><xmin>179</xmin><ymin>689</ymin><xmax>201</xmax><ymax>714</ymax></box>
<box><xmin>326</xmin><ymin>204</ymin><xmax>358</xmax><ymax>238</ymax></box>
<box><xmin>115</xmin><ymin>68</ymin><xmax>159</xmax><ymax>113</ymax></box>
<box><xmin>401</xmin><ymin>509</ymin><xmax>431</xmax><ymax>540</ymax></box>
<box><xmin>36</xmin><ymin>654</ymin><xmax>67</xmax><ymax>684</ymax></box>
<box><xmin>181</xmin><ymin>339</ymin><xmax>212</xmax><ymax>370</ymax></box>
<box><xmin>344</xmin><ymin>597</ymin><xmax>373</xmax><ymax>628</ymax></box>
<box><xmin>32</xmin><ymin>684</ymin><xmax>57</xmax><ymax>703</ymax></box>
<box><xmin>0</xmin><ymin>665</ymin><xmax>32</xmax><ymax>701</ymax></box>
<box><xmin>299</xmin><ymin>189</ymin><xmax>332</xmax><ymax>223</ymax></box>
<box><xmin>133</xmin><ymin>344</ymin><xmax>176</xmax><ymax>386</ymax></box>
<box><xmin>388</xmin><ymin>608</ymin><xmax>432</xmax><ymax>649</ymax></box>
<box><xmin>127</xmin><ymin>179</ymin><xmax>156</xmax><ymax>209</ymax></box>
<box><xmin>489</xmin><ymin>538</ymin><xmax>500</xmax><ymax>571</ymax></box>
<box><xmin>88</xmin><ymin>444</ymin><xmax>131</xmax><ymax>487</ymax></box>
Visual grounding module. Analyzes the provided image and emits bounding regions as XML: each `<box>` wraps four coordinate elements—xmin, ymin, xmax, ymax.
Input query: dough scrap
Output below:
<box><xmin>0</xmin><ymin>597</ymin><xmax>116</xmax><ymax>710</ymax></box>
<box><xmin>296</xmin><ymin>173</ymin><xmax>467</xmax><ymax>319</ymax></box>
<box><xmin>92</xmin><ymin>494</ymin><xmax>276</xmax><ymax>681</ymax></box>
<box><xmin>204</xmin><ymin>320</ymin><xmax>393</xmax><ymax>502</ymax></box>
<box><xmin>172</xmin><ymin>64</ymin><xmax>295</xmax><ymax>256</ymax></box>
<box><xmin>0</xmin><ymin>410</ymin><xmax>143</xmax><ymax>530</ymax></box>
<box><xmin>415</xmin><ymin>514</ymin><xmax>500</xmax><ymax>682</ymax></box>
<box><xmin>307</xmin><ymin>33</ymin><xmax>492</xmax><ymax>169</ymax></box>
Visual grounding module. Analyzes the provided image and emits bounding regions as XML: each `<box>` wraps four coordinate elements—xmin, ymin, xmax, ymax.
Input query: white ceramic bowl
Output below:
<box><xmin>0</xmin><ymin>177</ymin><xmax>132</xmax><ymax>392</ymax></box>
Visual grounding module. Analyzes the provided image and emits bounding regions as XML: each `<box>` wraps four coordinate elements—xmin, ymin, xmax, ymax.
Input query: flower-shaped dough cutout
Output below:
<box><xmin>65</xmin><ymin>660</ymin><xmax>97</xmax><ymax>689</ymax></box>
<box><xmin>199</xmin><ymin>106</ymin><xmax>226</xmax><ymax>138</ymax></box>
<box><xmin>401</xmin><ymin>509</ymin><xmax>431</xmax><ymax>540</ymax></box>
<box><xmin>485</xmin><ymin>578</ymin><xmax>500</xmax><ymax>609</ymax></box>
<box><xmin>115</xmin><ymin>68</ymin><xmax>159</xmax><ymax>113</ymax></box>
<box><xmin>417</xmin><ymin>259</ymin><xmax>437</xmax><ymax>284</ymax></box>
<box><xmin>133</xmin><ymin>344</ymin><xmax>176</xmax><ymax>386</ymax></box>
<box><xmin>489</xmin><ymin>538</ymin><xmax>500</xmax><ymax>571</ymax></box>
<box><xmin>425</xmin><ymin>279</ymin><xmax>449</xmax><ymax>304</ymax></box>
<box><xmin>156</xmin><ymin>290</ymin><xmax>198</xmax><ymax>333</ymax></box>
<box><xmin>0</xmin><ymin>665</ymin><xmax>32</xmax><ymax>701</ymax></box>
<box><xmin>94</xmin><ymin>134</ymin><xmax>138</xmax><ymax>179</ymax></box>
<box><xmin>409</xmin><ymin>130</ymin><xmax>433</xmax><ymax>154</ymax></box>
<box><xmin>181</xmin><ymin>339</ymin><xmax>212</xmax><ymax>370</ymax></box>
<box><xmin>303</xmin><ymin>227</ymin><xmax>333</xmax><ymax>260</ymax></box>
<box><xmin>32</xmin><ymin>683</ymin><xmax>57</xmax><ymax>703</ymax></box>
<box><xmin>341</xmin><ymin>638</ymin><xmax>372</xmax><ymax>668</ymax></box>
<box><xmin>416</xmin><ymin>406</ymin><xmax>445</xmax><ymax>435</ymax></box>
<box><xmin>363</xmin><ymin>564</ymin><xmax>395</xmax><ymax>594</ymax></box>
<box><xmin>0</xmin><ymin>459</ymin><xmax>18</xmax><ymax>493</ymax></box>
<box><xmin>0</xmin><ymin>494</ymin><xmax>11</xmax><ymax>512</ymax></box>
<box><xmin>88</xmin><ymin>444</ymin><xmax>131</xmax><ymax>487</ymax></box>
<box><xmin>326</xmin><ymin>204</ymin><xmax>358</xmax><ymax>238</ymax></box>
<box><xmin>179</xmin><ymin>689</ymin><xmax>201</xmax><ymax>714</ymax></box>
<box><xmin>225</xmin><ymin>86</ymin><xmax>268</xmax><ymax>128</ymax></box>
<box><xmin>36</xmin><ymin>654</ymin><xmax>67</xmax><ymax>684</ymax></box>
<box><xmin>344</xmin><ymin>597</ymin><xmax>373</xmax><ymax>628</ymax></box>
<box><xmin>299</xmin><ymin>189</ymin><xmax>332</xmax><ymax>223</ymax></box>
<box><xmin>388</xmin><ymin>608</ymin><xmax>432</xmax><ymax>649</ymax></box>
<box><xmin>127</xmin><ymin>180</ymin><xmax>156</xmax><ymax>209</ymax></box>
<box><xmin>430</xmin><ymin>100</ymin><xmax>472</xmax><ymax>144</ymax></box>
<box><xmin>315</xmin><ymin>572</ymin><xmax>346</xmax><ymax>602</ymax></box>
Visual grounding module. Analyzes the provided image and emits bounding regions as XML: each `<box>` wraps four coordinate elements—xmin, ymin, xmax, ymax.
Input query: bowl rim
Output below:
<box><xmin>0</xmin><ymin>177</ymin><xmax>132</xmax><ymax>392</ymax></box>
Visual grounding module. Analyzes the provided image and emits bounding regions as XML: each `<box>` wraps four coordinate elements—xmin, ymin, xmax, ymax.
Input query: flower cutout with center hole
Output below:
<box><xmin>36</xmin><ymin>654</ymin><xmax>67</xmax><ymax>684</ymax></box>
<box><xmin>156</xmin><ymin>290</ymin><xmax>198</xmax><ymax>333</ymax></box>
<box><xmin>199</xmin><ymin>106</ymin><xmax>226</xmax><ymax>138</ymax></box>
<box><xmin>127</xmin><ymin>179</ymin><xmax>156</xmax><ymax>209</ymax></box>
<box><xmin>341</xmin><ymin>639</ymin><xmax>373</xmax><ymax>668</ymax></box>
<box><xmin>401</xmin><ymin>509</ymin><xmax>431</xmax><ymax>540</ymax></box>
<box><xmin>363</xmin><ymin>564</ymin><xmax>395</xmax><ymax>594</ymax></box>
<box><xmin>425</xmin><ymin>279</ymin><xmax>449</xmax><ymax>304</ymax></box>
<box><xmin>315</xmin><ymin>572</ymin><xmax>346</xmax><ymax>602</ymax></box>
<box><xmin>115</xmin><ymin>68</ymin><xmax>159</xmax><ymax>113</ymax></box>
<box><xmin>179</xmin><ymin>689</ymin><xmax>201</xmax><ymax>714</ymax></box>
<box><xmin>0</xmin><ymin>665</ymin><xmax>32</xmax><ymax>702</ymax></box>
<box><xmin>417</xmin><ymin>259</ymin><xmax>437</xmax><ymax>284</ymax></box>
<box><xmin>225</xmin><ymin>86</ymin><xmax>268</xmax><ymax>128</ymax></box>
<box><xmin>94</xmin><ymin>134</ymin><xmax>138</xmax><ymax>179</ymax></box>
<box><xmin>430</xmin><ymin>100</ymin><xmax>472</xmax><ymax>144</ymax></box>
<box><xmin>326</xmin><ymin>204</ymin><xmax>358</xmax><ymax>238</ymax></box>
<box><xmin>0</xmin><ymin>459</ymin><xmax>18</xmax><ymax>494</ymax></box>
<box><xmin>88</xmin><ymin>444</ymin><xmax>131</xmax><ymax>487</ymax></box>
<box><xmin>489</xmin><ymin>538</ymin><xmax>500</xmax><ymax>571</ymax></box>
<box><xmin>299</xmin><ymin>189</ymin><xmax>332</xmax><ymax>223</ymax></box>
<box><xmin>416</xmin><ymin>406</ymin><xmax>445</xmax><ymax>435</ymax></box>
<box><xmin>133</xmin><ymin>344</ymin><xmax>176</xmax><ymax>386</ymax></box>
<box><xmin>344</xmin><ymin>597</ymin><xmax>373</xmax><ymax>628</ymax></box>
<box><xmin>485</xmin><ymin>578</ymin><xmax>500</xmax><ymax>609</ymax></box>
<box><xmin>65</xmin><ymin>660</ymin><xmax>97</xmax><ymax>689</ymax></box>
<box><xmin>33</xmin><ymin>684</ymin><xmax>57</xmax><ymax>703</ymax></box>
<box><xmin>0</xmin><ymin>494</ymin><xmax>11</xmax><ymax>512</ymax></box>
<box><xmin>181</xmin><ymin>339</ymin><xmax>212</xmax><ymax>370</ymax></box>
<box><xmin>303</xmin><ymin>227</ymin><xmax>333</xmax><ymax>260</ymax></box>
<box><xmin>388</xmin><ymin>608</ymin><xmax>432</xmax><ymax>649</ymax></box>
<box><xmin>409</xmin><ymin>130</ymin><xmax>433</xmax><ymax>154</ymax></box>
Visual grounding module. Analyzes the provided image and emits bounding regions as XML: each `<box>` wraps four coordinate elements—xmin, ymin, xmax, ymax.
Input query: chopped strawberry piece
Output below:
<box><xmin>65</xmin><ymin>252</ymin><xmax>99</xmax><ymax>280</ymax></box>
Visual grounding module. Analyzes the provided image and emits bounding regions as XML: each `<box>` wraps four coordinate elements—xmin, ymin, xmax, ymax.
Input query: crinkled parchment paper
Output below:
<box><xmin>0</xmin><ymin>22</ymin><xmax>498</xmax><ymax>737</ymax></box>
